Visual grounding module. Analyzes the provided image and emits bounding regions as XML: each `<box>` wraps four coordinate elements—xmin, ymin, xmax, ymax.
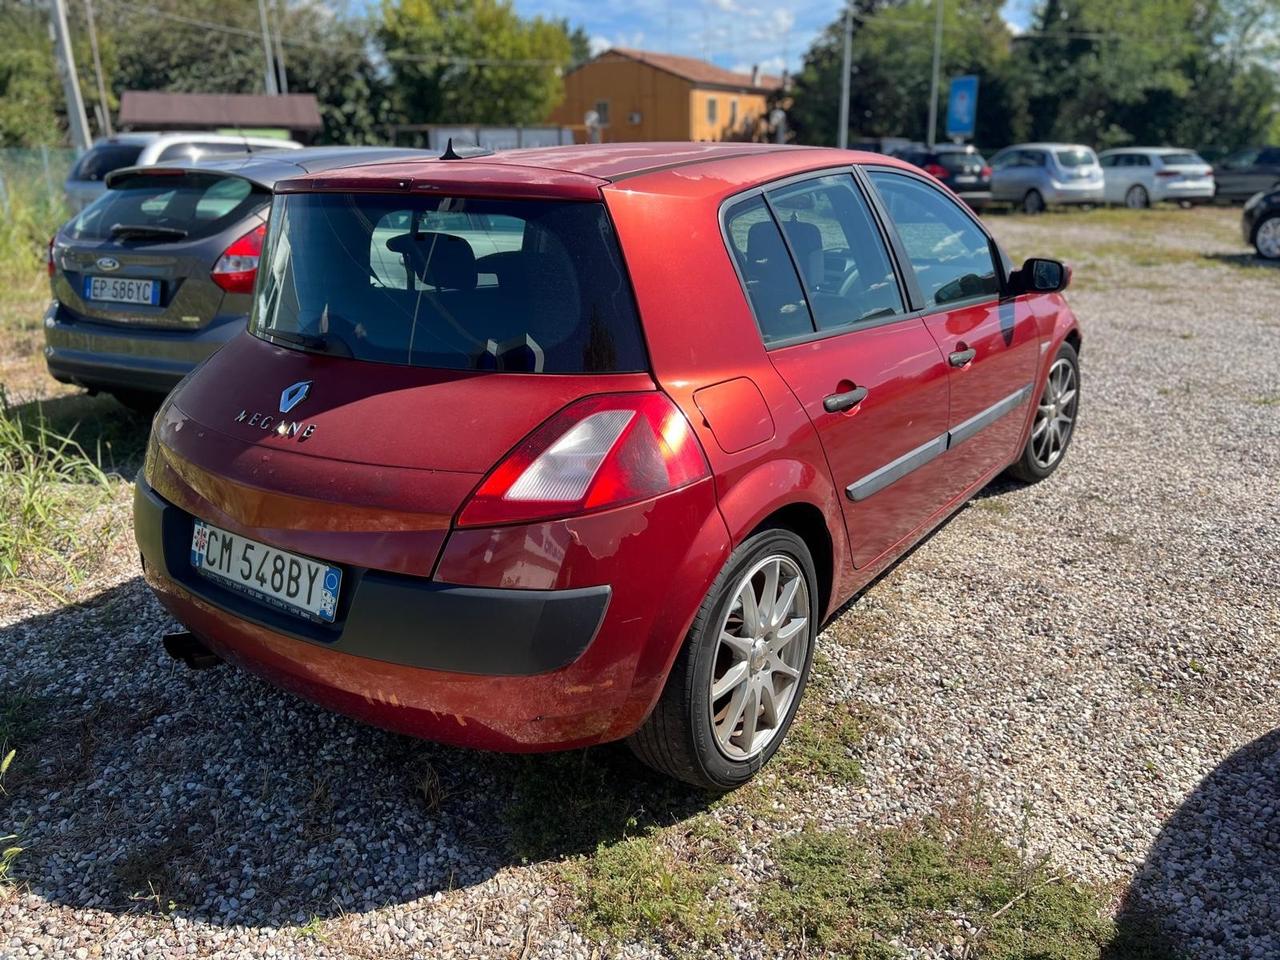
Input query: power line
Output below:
<box><xmin>103</xmin><ymin>0</ymin><xmax>566</xmax><ymax>67</ymax></box>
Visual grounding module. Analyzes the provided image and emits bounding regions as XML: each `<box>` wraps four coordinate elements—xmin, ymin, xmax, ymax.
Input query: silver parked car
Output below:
<box><xmin>64</xmin><ymin>133</ymin><xmax>303</xmax><ymax>213</ymax></box>
<box><xmin>46</xmin><ymin>146</ymin><xmax>425</xmax><ymax>411</ymax></box>
<box><xmin>1099</xmin><ymin>147</ymin><xmax>1215</xmax><ymax>208</ymax></box>
<box><xmin>990</xmin><ymin>143</ymin><xmax>1105</xmax><ymax>213</ymax></box>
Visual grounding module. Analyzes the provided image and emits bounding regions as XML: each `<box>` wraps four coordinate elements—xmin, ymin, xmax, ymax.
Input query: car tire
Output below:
<box><xmin>111</xmin><ymin>389</ymin><xmax>164</xmax><ymax>416</ymax></box>
<box><xmin>1253</xmin><ymin>213</ymin><xmax>1280</xmax><ymax>260</ymax></box>
<box><xmin>1022</xmin><ymin>189</ymin><xmax>1045</xmax><ymax>215</ymax></box>
<box><xmin>628</xmin><ymin>527</ymin><xmax>819</xmax><ymax>791</ymax></box>
<box><xmin>1125</xmin><ymin>185</ymin><xmax>1149</xmax><ymax>209</ymax></box>
<box><xmin>1007</xmin><ymin>341</ymin><xmax>1080</xmax><ymax>483</ymax></box>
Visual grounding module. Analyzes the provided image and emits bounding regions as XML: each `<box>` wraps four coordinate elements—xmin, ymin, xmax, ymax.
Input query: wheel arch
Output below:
<box><xmin>747</xmin><ymin>502</ymin><xmax>834</xmax><ymax>623</ymax></box>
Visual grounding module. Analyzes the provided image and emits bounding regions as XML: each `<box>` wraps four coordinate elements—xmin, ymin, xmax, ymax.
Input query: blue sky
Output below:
<box><xmin>516</xmin><ymin>0</ymin><xmax>1037</xmax><ymax>77</ymax></box>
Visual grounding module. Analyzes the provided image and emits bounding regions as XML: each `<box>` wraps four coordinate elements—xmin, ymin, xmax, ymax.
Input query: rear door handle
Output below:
<box><xmin>823</xmin><ymin>386</ymin><xmax>868</xmax><ymax>413</ymax></box>
<box><xmin>949</xmin><ymin>348</ymin><xmax>977</xmax><ymax>367</ymax></box>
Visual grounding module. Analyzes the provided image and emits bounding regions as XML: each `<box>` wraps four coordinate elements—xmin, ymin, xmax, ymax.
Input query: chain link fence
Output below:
<box><xmin>0</xmin><ymin>148</ymin><xmax>76</xmax><ymax>274</ymax></box>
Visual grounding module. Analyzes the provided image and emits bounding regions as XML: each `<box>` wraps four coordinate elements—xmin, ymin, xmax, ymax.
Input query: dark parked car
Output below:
<box><xmin>45</xmin><ymin>147</ymin><xmax>427</xmax><ymax>411</ymax></box>
<box><xmin>897</xmin><ymin>144</ymin><xmax>992</xmax><ymax>208</ymax></box>
<box><xmin>135</xmin><ymin>142</ymin><xmax>1082</xmax><ymax>789</ymax></box>
<box><xmin>1213</xmin><ymin>146</ymin><xmax>1280</xmax><ymax>202</ymax></box>
<box><xmin>1242</xmin><ymin>187</ymin><xmax>1280</xmax><ymax>259</ymax></box>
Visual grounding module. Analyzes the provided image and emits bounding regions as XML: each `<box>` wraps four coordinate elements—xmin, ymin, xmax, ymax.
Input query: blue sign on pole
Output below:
<box><xmin>945</xmin><ymin>75</ymin><xmax>979</xmax><ymax>140</ymax></box>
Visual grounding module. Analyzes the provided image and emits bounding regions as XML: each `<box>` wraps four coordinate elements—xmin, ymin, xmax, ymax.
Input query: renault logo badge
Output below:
<box><xmin>279</xmin><ymin>380</ymin><xmax>311</xmax><ymax>414</ymax></box>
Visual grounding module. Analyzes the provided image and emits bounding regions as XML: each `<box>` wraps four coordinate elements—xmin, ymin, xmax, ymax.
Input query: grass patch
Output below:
<box><xmin>0</xmin><ymin>390</ymin><xmax>124</xmax><ymax>601</ymax></box>
<box><xmin>758</xmin><ymin>804</ymin><xmax>1169</xmax><ymax>959</ymax></box>
<box><xmin>776</xmin><ymin>691</ymin><xmax>866</xmax><ymax>789</ymax></box>
<box><xmin>1251</xmin><ymin>394</ymin><xmax>1280</xmax><ymax>406</ymax></box>
<box><xmin>564</xmin><ymin>818</ymin><xmax>730</xmax><ymax>945</ymax></box>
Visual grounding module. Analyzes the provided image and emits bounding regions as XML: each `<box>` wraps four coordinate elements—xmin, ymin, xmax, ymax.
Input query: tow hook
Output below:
<box><xmin>162</xmin><ymin>632</ymin><xmax>223</xmax><ymax>670</ymax></box>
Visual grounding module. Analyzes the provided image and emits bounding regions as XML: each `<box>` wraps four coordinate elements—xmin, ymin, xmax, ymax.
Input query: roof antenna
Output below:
<box><xmin>440</xmin><ymin>137</ymin><xmax>461</xmax><ymax>160</ymax></box>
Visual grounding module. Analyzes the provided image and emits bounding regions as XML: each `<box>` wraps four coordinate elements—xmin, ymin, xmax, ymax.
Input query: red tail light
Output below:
<box><xmin>47</xmin><ymin>236</ymin><xmax>56</xmax><ymax>277</ymax></box>
<box><xmin>981</xmin><ymin>165</ymin><xmax>993</xmax><ymax>178</ymax></box>
<box><xmin>457</xmin><ymin>393</ymin><xmax>710</xmax><ymax>528</ymax></box>
<box><xmin>922</xmin><ymin>163</ymin><xmax>949</xmax><ymax>179</ymax></box>
<box><xmin>211</xmin><ymin>223</ymin><xmax>266</xmax><ymax>294</ymax></box>
<box><xmin>1156</xmin><ymin>170</ymin><xmax>1180</xmax><ymax>179</ymax></box>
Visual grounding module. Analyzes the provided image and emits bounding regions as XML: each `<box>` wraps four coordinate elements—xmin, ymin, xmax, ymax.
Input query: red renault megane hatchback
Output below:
<box><xmin>135</xmin><ymin>143</ymin><xmax>1081</xmax><ymax>789</ymax></box>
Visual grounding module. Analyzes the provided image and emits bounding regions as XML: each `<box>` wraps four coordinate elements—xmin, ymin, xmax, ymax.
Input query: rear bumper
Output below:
<box><xmin>135</xmin><ymin>472</ymin><xmax>730</xmax><ymax>752</ymax></box>
<box><xmin>954</xmin><ymin>189</ymin><xmax>992</xmax><ymax>208</ymax></box>
<box><xmin>43</xmin><ymin>300</ymin><xmax>243</xmax><ymax>394</ymax></box>
<box><xmin>1044</xmin><ymin>182</ymin><xmax>1105</xmax><ymax>205</ymax></box>
<box><xmin>1153</xmin><ymin>180</ymin><xmax>1214</xmax><ymax>202</ymax></box>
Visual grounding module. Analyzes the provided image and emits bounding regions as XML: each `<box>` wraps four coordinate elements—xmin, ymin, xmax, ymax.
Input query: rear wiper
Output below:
<box><xmin>109</xmin><ymin>223</ymin><xmax>189</xmax><ymax>242</ymax></box>
<box><xmin>263</xmin><ymin>327</ymin><xmax>353</xmax><ymax>358</ymax></box>
<box><xmin>263</xmin><ymin>328</ymin><xmax>328</xmax><ymax>350</ymax></box>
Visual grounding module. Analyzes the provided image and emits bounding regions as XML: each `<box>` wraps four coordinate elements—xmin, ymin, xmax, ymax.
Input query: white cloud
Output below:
<box><xmin>731</xmin><ymin>55</ymin><xmax>788</xmax><ymax>76</ymax></box>
<box><xmin>589</xmin><ymin>31</ymin><xmax>647</xmax><ymax>56</ymax></box>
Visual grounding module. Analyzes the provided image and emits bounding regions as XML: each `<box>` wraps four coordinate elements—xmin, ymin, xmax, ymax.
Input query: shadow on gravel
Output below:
<box><xmin>1106</xmin><ymin>729</ymin><xmax>1280</xmax><ymax>959</ymax></box>
<box><xmin>0</xmin><ymin>578</ymin><xmax>711</xmax><ymax>928</ymax></box>
<box><xmin>1200</xmin><ymin>252</ymin><xmax>1280</xmax><ymax>270</ymax></box>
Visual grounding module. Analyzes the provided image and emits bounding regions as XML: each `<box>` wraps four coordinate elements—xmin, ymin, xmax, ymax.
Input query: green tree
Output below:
<box><xmin>0</xmin><ymin>2</ymin><xmax>62</xmax><ymax>147</ymax></box>
<box><xmin>378</xmin><ymin>0</ymin><xmax>573</xmax><ymax>126</ymax></box>
<box><xmin>789</xmin><ymin>0</ymin><xmax>1026</xmax><ymax>149</ymax></box>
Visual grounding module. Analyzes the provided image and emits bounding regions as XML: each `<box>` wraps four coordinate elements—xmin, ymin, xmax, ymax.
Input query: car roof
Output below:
<box><xmin>1099</xmin><ymin>146</ymin><xmax>1198</xmax><ymax>154</ymax></box>
<box><xmin>105</xmin><ymin>147</ymin><xmax>433</xmax><ymax>190</ymax></box>
<box><xmin>274</xmin><ymin>143</ymin><xmax>920</xmax><ymax>200</ymax></box>
<box><xmin>1002</xmin><ymin>143</ymin><xmax>1095</xmax><ymax>151</ymax></box>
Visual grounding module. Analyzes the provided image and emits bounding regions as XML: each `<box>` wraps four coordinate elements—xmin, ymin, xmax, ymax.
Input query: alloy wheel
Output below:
<box><xmin>1125</xmin><ymin>185</ymin><xmax>1148</xmax><ymax>209</ymax></box>
<box><xmin>1031</xmin><ymin>357</ymin><xmax>1078</xmax><ymax>469</ymax></box>
<box><xmin>1024</xmin><ymin>190</ymin><xmax>1044</xmax><ymax>215</ymax></box>
<box><xmin>1256</xmin><ymin>216</ymin><xmax>1280</xmax><ymax>259</ymax></box>
<box><xmin>708</xmin><ymin>555</ymin><xmax>810</xmax><ymax>761</ymax></box>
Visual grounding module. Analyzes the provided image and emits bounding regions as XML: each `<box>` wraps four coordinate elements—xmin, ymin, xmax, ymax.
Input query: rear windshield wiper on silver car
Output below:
<box><xmin>108</xmin><ymin>223</ymin><xmax>190</xmax><ymax>242</ymax></box>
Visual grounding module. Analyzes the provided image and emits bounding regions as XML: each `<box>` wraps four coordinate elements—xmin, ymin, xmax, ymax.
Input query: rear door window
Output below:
<box><xmin>253</xmin><ymin>193</ymin><xmax>647</xmax><ymax>374</ymax></box>
<box><xmin>765</xmin><ymin>175</ymin><xmax>905</xmax><ymax>332</ymax></box>
<box><xmin>68</xmin><ymin>173</ymin><xmax>267</xmax><ymax>242</ymax></box>
<box><xmin>71</xmin><ymin>143</ymin><xmax>145</xmax><ymax>182</ymax></box>
<box><xmin>868</xmin><ymin>171</ymin><xmax>999</xmax><ymax>309</ymax></box>
<box><xmin>723</xmin><ymin>195</ymin><xmax>813</xmax><ymax>343</ymax></box>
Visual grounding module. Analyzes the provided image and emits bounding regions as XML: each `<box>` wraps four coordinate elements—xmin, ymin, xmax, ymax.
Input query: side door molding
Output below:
<box><xmin>845</xmin><ymin>383</ymin><xmax>1033</xmax><ymax>501</ymax></box>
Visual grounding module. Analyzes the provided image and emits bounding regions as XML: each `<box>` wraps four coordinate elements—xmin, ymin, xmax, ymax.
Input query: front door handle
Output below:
<box><xmin>949</xmin><ymin>347</ymin><xmax>977</xmax><ymax>367</ymax></box>
<box><xmin>823</xmin><ymin>386</ymin><xmax>868</xmax><ymax>413</ymax></box>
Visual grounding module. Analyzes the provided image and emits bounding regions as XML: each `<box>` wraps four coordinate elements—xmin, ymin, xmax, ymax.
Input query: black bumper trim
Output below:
<box><xmin>134</xmin><ymin>478</ymin><xmax>611</xmax><ymax>677</ymax></box>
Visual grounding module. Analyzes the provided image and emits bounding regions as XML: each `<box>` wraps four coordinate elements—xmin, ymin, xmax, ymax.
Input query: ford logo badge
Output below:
<box><xmin>96</xmin><ymin>256</ymin><xmax>120</xmax><ymax>272</ymax></box>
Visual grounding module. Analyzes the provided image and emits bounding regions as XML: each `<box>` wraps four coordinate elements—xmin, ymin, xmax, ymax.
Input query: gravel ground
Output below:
<box><xmin>1</xmin><ymin>206</ymin><xmax>1278</xmax><ymax>958</ymax></box>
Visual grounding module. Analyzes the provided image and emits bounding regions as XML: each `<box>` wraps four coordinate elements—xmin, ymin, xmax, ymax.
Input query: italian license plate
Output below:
<box><xmin>83</xmin><ymin>275</ymin><xmax>160</xmax><ymax>305</ymax></box>
<box><xmin>954</xmin><ymin>175</ymin><xmax>977</xmax><ymax>184</ymax></box>
<box><xmin>190</xmin><ymin>521</ymin><xmax>341</xmax><ymax>623</ymax></box>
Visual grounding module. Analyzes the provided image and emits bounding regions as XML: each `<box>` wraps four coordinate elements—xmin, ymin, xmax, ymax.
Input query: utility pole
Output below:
<box><xmin>273</xmin><ymin>0</ymin><xmax>289</xmax><ymax>95</ymax></box>
<box><xmin>926</xmin><ymin>0</ymin><xmax>943</xmax><ymax>147</ymax></box>
<box><xmin>837</xmin><ymin>3</ymin><xmax>852</xmax><ymax>149</ymax></box>
<box><xmin>83</xmin><ymin>0</ymin><xmax>112</xmax><ymax>136</ymax></box>
<box><xmin>49</xmin><ymin>0</ymin><xmax>92</xmax><ymax>151</ymax></box>
<box><xmin>256</xmin><ymin>0</ymin><xmax>280</xmax><ymax>95</ymax></box>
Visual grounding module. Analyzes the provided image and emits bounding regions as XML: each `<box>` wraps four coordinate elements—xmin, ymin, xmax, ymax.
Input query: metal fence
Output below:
<box><xmin>0</xmin><ymin>148</ymin><xmax>76</xmax><ymax>220</ymax></box>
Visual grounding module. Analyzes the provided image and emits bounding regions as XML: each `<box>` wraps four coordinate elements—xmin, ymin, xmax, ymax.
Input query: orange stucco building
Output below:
<box><xmin>548</xmin><ymin>48</ymin><xmax>783</xmax><ymax>143</ymax></box>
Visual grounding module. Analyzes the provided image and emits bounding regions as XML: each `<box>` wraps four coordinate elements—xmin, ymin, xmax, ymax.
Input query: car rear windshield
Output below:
<box><xmin>67</xmin><ymin>172</ymin><xmax>269</xmax><ymax>243</ymax></box>
<box><xmin>71</xmin><ymin>143</ymin><xmax>145</xmax><ymax>182</ymax></box>
<box><xmin>250</xmin><ymin>193</ymin><xmax>647</xmax><ymax>374</ymax></box>
<box><xmin>937</xmin><ymin>151</ymin><xmax>985</xmax><ymax>171</ymax></box>
<box><xmin>1054</xmin><ymin>149</ymin><xmax>1096</xmax><ymax>167</ymax></box>
<box><xmin>1160</xmin><ymin>152</ymin><xmax>1203</xmax><ymax>166</ymax></box>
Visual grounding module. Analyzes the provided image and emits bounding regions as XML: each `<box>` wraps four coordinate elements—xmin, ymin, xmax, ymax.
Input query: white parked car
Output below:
<box><xmin>1098</xmin><ymin>148</ymin><xmax>1215</xmax><ymax>208</ymax></box>
<box><xmin>64</xmin><ymin>133</ymin><xmax>303</xmax><ymax>212</ymax></box>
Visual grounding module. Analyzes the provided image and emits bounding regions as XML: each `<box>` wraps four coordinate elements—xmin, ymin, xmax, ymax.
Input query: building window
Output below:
<box><xmin>730</xmin><ymin>99</ymin><xmax>738</xmax><ymax>128</ymax></box>
<box><xmin>594</xmin><ymin>100</ymin><xmax>610</xmax><ymax>126</ymax></box>
<box><xmin>707</xmin><ymin>97</ymin><xmax>718</xmax><ymax>125</ymax></box>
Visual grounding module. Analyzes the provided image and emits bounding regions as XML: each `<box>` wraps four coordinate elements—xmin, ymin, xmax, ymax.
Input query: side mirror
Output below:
<box><xmin>1010</xmin><ymin>257</ymin><xmax>1070</xmax><ymax>295</ymax></box>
